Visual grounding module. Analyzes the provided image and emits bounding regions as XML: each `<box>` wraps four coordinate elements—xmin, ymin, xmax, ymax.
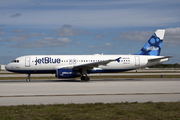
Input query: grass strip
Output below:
<box><xmin>0</xmin><ymin>102</ymin><xmax>180</xmax><ymax>120</ymax></box>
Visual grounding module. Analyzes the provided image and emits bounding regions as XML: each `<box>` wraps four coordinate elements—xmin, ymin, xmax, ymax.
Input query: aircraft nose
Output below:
<box><xmin>5</xmin><ymin>64</ymin><xmax>11</xmax><ymax>71</ymax></box>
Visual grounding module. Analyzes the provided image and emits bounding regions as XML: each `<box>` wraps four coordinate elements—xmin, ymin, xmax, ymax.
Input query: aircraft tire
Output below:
<box><xmin>81</xmin><ymin>76</ymin><xmax>85</xmax><ymax>81</ymax></box>
<box><xmin>85</xmin><ymin>76</ymin><xmax>90</xmax><ymax>81</ymax></box>
<box><xmin>81</xmin><ymin>76</ymin><xmax>90</xmax><ymax>82</ymax></box>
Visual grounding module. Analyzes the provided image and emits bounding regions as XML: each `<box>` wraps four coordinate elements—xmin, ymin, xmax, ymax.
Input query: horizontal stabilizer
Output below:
<box><xmin>148</xmin><ymin>56</ymin><xmax>173</xmax><ymax>62</ymax></box>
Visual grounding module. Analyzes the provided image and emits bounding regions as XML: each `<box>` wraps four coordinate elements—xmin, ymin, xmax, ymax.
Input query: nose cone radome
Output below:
<box><xmin>5</xmin><ymin>64</ymin><xmax>11</xmax><ymax>71</ymax></box>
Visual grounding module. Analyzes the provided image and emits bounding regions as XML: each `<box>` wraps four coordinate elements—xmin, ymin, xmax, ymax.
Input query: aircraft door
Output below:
<box><xmin>135</xmin><ymin>56</ymin><xmax>140</xmax><ymax>66</ymax></box>
<box><xmin>25</xmin><ymin>57</ymin><xmax>30</xmax><ymax>67</ymax></box>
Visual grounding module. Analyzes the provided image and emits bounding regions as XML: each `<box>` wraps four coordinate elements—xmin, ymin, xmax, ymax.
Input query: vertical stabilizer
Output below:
<box><xmin>135</xmin><ymin>29</ymin><xmax>165</xmax><ymax>56</ymax></box>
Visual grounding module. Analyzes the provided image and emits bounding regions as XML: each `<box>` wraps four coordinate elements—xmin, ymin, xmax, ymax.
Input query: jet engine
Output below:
<box><xmin>56</xmin><ymin>68</ymin><xmax>81</xmax><ymax>78</ymax></box>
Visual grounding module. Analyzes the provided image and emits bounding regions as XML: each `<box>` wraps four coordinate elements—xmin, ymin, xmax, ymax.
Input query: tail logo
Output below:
<box><xmin>146</xmin><ymin>46</ymin><xmax>159</xmax><ymax>51</ymax></box>
<box><xmin>148</xmin><ymin>33</ymin><xmax>161</xmax><ymax>46</ymax></box>
<box><xmin>135</xmin><ymin>31</ymin><xmax>163</xmax><ymax>56</ymax></box>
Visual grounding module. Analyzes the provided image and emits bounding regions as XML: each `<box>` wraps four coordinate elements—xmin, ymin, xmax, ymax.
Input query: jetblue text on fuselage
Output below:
<box><xmin>35</xmin><ymin>57</ymin><xmax>61</xmax><ymax>65</ymax></box>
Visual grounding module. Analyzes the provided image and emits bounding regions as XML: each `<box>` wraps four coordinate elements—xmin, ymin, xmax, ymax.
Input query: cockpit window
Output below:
<box><xmin>11</xmin><ymin>60</ymin><xmax>19</xmax><ymax>63</ymax></box>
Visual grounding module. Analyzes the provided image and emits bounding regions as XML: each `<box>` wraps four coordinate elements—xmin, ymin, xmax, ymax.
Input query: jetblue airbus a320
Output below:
<box><xmin>5</xmin><ymin>29</ymin><xmax>171</xmax><ymax>81</ymax></box>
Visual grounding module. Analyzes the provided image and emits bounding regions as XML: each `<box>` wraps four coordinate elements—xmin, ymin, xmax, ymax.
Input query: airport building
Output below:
<box><xmin>0</xmin><ymin>64</ymin><xmax>6</xmax><ymax>71</ymax></box>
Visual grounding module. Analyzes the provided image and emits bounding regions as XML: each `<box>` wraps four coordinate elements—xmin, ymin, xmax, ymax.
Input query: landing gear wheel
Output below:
<box><xmin>81</xmin><ymin>76</ymin><xmax>90</xmax><ymax>82</ymax></box>
<box><xmin>85</xmin><ymin>76</ymin><xmax>90</xmax><ymax>81</ymax></box>
<box><xmin>81</xmin><ymin>76</ymin><xmax>86</xmax><ymax>81</ymax></box>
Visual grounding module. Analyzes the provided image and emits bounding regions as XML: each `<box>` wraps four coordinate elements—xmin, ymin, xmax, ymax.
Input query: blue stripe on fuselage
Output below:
<box><xmin>7</xmin><ymin>69</ymin><xmax>133</xmax><ymax>74</ymax></box>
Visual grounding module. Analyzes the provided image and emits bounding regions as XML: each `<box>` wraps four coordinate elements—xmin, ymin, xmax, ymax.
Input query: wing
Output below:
<box><xmin>73</xmin><ymin>59</ymin><xmax>115</xmax><ymax>70</ymax></box>
<box><xmin>55</xmin><ymin>57</ymin><xmax>121</xmax><ymax>70</ymax></box>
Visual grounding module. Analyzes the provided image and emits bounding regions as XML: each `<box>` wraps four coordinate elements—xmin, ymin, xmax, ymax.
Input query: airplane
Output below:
<box><xmin>5</xmin><ymin>29</ymin><xmax>171</xmax><ymax>82</ymax></box>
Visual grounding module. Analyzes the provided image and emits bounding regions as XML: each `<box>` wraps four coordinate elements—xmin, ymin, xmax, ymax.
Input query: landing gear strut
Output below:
<box><xmin>26</xmin><ymin>73</ymin><xmax>31</xmax><ymax>82</ymax></box>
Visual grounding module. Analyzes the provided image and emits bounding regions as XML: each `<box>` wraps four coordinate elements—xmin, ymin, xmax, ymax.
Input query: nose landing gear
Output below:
<box><xmin>26</xmin><ymin>73</ymin><xmax>31</xmax><ymax>82</ymax></box>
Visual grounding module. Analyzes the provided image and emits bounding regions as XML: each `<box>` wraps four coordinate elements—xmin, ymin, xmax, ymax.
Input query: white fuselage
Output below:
<box><xmin>5</xmin><ymin>54</ymin><xmax>167</xmax><ymax>74</ymax></box>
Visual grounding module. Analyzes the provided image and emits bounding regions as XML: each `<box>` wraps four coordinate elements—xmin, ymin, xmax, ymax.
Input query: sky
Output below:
<box><xmin>0</xmin><ymin>0</ymin><xmax>180</xmax><ymax>64</ymax></box>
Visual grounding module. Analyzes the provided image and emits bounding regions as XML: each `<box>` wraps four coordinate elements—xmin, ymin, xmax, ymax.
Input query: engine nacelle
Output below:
<box><xmin>56</xmin><ymin>68</ymin><xmax>80</xmax><ymax>78</ymax></box>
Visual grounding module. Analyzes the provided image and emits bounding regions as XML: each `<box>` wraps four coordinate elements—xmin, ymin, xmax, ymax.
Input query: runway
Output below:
<box><xmin>0</xmin><ymin>78</ymin><xmax>180</xmax><ymax>106</ymax></box>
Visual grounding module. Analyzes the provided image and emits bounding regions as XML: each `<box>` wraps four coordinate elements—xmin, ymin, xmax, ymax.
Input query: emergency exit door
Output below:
<box><xmin>135</xmin><ymin>56</ymin><xmax>140</xmax><ymax>66</ymax></box>
<box><xmin>25</xmin><ymin>57</ymin><xmax>30</xmax><ymax>67</ymax></box>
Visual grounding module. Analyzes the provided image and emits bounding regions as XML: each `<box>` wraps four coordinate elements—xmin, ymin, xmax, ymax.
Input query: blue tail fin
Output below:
<box><xmin>135</xmin><ymin>29</ymin><xmax>165</xmax><ymax>56</ymax></box>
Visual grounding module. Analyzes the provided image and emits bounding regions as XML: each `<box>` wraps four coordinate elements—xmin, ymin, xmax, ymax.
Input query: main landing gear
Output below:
<box><xmin>80</xmin><ymin>70</ymin><xmax>90</xmax><ymax>82</ymax></box>
<box><xmin>80</xmin><ymin>75</ymin><xmax>90</xmax><ymax>82</ymax></box>
<box><xmin>26</xmin><ymin>73</ymin><xmax>31</xmax><ymax>82</ymax></box>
